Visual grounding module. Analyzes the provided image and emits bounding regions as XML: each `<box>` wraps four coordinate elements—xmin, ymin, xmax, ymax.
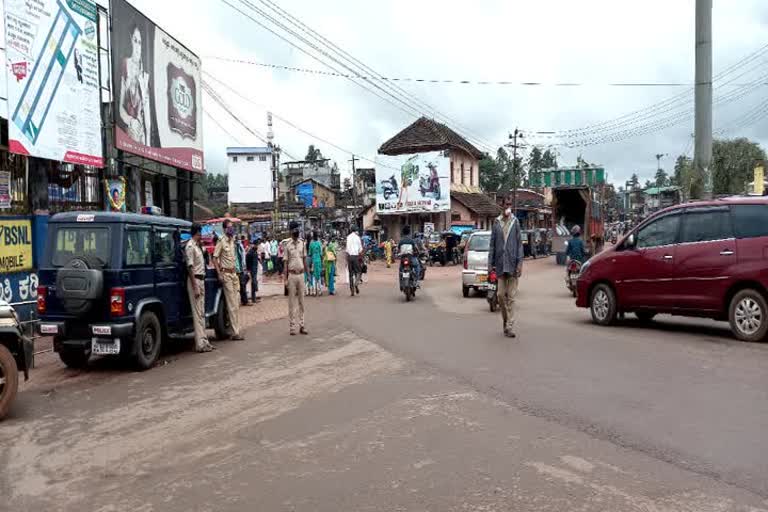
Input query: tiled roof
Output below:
<box><xmin>451</xmin><ymin>191</ymin><xmax>501</xmax><ymax>216</ymax></box>
<box><xmin>378</xmin><ymin>117</ymin><xmax>484</xmax><ymax>159</ymax></box>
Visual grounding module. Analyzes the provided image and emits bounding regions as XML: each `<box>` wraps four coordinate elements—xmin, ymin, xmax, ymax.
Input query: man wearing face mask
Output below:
<box><xmin>488</xmin><ymin>194</ymin><xmax>524</xmax><ymax>338</ymax></box>
<box><xmin>283</xmin><ymin>221</ymin><xmax>309</xmax><ymax>335</ymax></box>
<box><xmin>213</xmin><ymin>219</ymin><xmax>244</xmax><ymax>340</ymax></box>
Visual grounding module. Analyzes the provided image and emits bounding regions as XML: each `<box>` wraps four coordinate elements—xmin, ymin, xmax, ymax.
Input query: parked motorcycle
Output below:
<box><xmin>0</xmin><ymin>301</ymin><xmax>34</xmax><ymax>420</ymax></box>
<box><xmin>487</xmin><ymin>269</ymin><xmax>498</xmax><ymax>313</ymax></box>
<box><xmin>399</xmin><ymin>256</ymin><xmax>418</xmax><ymax>302</ymax></box>
<box><xmin>380</xmin><ymin>175</ymin><xmax>398</xmax><ymax>200</ymax></box>
<box><xmin>419</xmin><ymin>173</ymin><xmax>441</xmax><ymax>200</ymax></box>
<box><xmin>566</xmin><ymin>260</ymin><xmax>582</xmax><ymax>297</ymax></box>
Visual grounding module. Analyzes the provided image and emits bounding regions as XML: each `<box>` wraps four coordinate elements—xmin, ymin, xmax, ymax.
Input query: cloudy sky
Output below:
<box><xmin>117</xmin><ymin>0</ymin><xmax>768</xmax><ymax>186</ymax></box>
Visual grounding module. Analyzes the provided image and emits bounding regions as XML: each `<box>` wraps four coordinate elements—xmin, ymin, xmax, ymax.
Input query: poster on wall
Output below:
<box><xmin>0</xmin><ymin>171</ymin><xmax>11</xmax><ymax>208</ymax></box>
<box><xmin>4</xmin><ymin>0</ymin><xmax>103</xmax><ymax>166</ymax></box>
<box><xmin>110</xmin><ymin>0</ymin><xmax>204</xmax><ymax>173</ymax></box>
<box><xmin>375</xmin><ymin>151</ymin><xmax>451</xmax><ymax>215</ymax></box>
<box><xmin>0</xmin><ymin>1</ymin><xmax>7</xmax><ymax>118</ymax></box>
<box><xmin>0</xmin><ymin>219</ymin><xmax>33</xmax><ymax>273</ymax></box>
<box><xmin>105</xmin><ymin>177</ymin><xmax>126</xmax><ymax>212</ymax></box>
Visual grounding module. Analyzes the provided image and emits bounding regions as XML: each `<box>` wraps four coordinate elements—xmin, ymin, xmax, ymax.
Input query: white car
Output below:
<box><xmin>461</xmin><ymin>231</ymin><xmax>491</xmax><ymax>297</ymax></box>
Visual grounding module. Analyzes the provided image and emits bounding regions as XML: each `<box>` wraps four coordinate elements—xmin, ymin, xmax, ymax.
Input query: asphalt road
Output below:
<box><xmin>2</xmin><ymin>258</ymin><xmax>767</xmax><ymax>511</ymax></box>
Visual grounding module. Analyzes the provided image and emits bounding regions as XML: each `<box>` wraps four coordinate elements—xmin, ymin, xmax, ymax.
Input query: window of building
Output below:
<box><xmin>259</xmin><ymin>155</ymin><xmax>267</xmax><ymax>162</ymax></box>
<box><xmin>246</xmin><ymin>156</ymin><xmax>254</xmax><ymax>162</ymax></box>
<box><xmin>469</xmin><ymin>165</ymin><xmax>474</xmax><ymax>186</ymax></box>
<box><xmin>680</xmin><ymin>207</ymin><xmax>733</xmax><ymax>243</ymax></box>
<box><xmin>48</xmin><ymin>163</ymin><xmax>102</xmax><ymax>213</ymax></box>
<box><xmin>155</xmin><ymin>230</ymin><xmax>176</xmax><ymax>266</ymax></box>
<box><xmin>460</xmin><ymin>163</ymin><xmax>465</xmax><ymax>185</ymax></box>
<box><xmin>232</xmin><ymin>156</ymin><xmax>238</xmax><ymax>163</ymax></box>
<box><xmin>450</xmin><ymin>162</ymin><xmax>454</xmax><ymax>183</ymax></box>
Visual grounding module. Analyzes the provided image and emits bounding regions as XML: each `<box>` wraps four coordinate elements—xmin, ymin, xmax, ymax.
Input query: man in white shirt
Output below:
<box><xmin>259</xmin><ymin>238</ymin><xmax>271</xmax><ymax>274</ymax></box>
<box><xmin>346</xmin><ymin>228</ymin><xmax>364</xmax><ymax>296</ymax></box>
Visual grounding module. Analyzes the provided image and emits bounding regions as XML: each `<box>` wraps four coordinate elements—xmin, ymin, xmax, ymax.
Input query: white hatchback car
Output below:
<box><xmin>461</xmin><ymin>231</ymin><xmax>491</xmax><ymax>297</ymax></box>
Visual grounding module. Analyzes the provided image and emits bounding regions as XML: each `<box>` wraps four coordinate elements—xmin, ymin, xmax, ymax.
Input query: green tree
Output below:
<box><xmin>527</xmin><ymin>146</ymin><xmax>543</xmax><ymax>185</ymax></box>
<box><xmin>630</xmin><ymin>173</ymin><xmax>640</xmax><ymax>189</ymax></box>
<box><xmin>711</xmin><ymin>138</ymin><xmax>767</xmax><ymax>195</ymax></box>
<box><xmin>305</xmin><ymin>144</ymin><xmax>324</xmax><ymax>162</ymax></box>
<box><xmin>644</xmin><ymin>179</ymin><xmax>653</xmax><ymax>189</ymax></box>
<box><xmin>541</xmin><ymin>149</ymin><xmax>558</xmax><ymax>169</ymax></box>
<box><xmin>654</xmin><ymin>168</ymin><xmax>669</xmax><ymax>187</ymax></box>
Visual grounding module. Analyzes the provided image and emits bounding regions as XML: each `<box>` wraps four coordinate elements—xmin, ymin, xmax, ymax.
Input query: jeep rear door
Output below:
<box><xmin>124</xmin><ymin>226</ymin><xmax>154</xmax><ymax>318</ymax></box>
<box><xmin>154</xmin><ymin>227</ymin><xmax>182</xmax><ymax>328</ymax></box>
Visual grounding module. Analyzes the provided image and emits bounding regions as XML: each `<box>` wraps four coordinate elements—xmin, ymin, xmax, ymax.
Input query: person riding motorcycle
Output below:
<box><xmin>398</xmin><ymin>225</ymin><xmax>421</xmax><ymax>287</ymax></box>
<box><xmin>566</xmin><ymin>225</ymin><xmax>586</xmax><ymax>263</ymax></box>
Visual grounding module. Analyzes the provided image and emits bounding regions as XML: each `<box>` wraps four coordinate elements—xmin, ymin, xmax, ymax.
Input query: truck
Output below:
<box><xmin>533</xmin><ymin>167</ymin><xmax>606</xmax><ymax>263</ymax></box>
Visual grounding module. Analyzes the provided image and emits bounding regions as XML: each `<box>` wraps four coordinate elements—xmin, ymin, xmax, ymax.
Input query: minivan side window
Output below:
<box><xmin>636</xmin><ymin>214</ymin><xmax>680</xmax><ymax>249</ymax></box>
<box><xmin>680</xmin><ymin>207</ymin><xmax>733</xmax><ymax>244</ymax></box>
<box><xmin>155</xmin><ymin>230</ymin><xmax>176</xmax><ymax>266</ymax></box>
<box><xmin>731</xmin><ymin>205</ymin><xmax>768</xmax><ymax>239</ymax></box>
<box><xmin>125</xmin><ymin>228</ymin><xmax>151</xmax><ymax>266</ymax></box>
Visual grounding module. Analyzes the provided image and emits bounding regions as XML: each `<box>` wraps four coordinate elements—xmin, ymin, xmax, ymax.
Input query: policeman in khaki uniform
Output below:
<box><xmin>213</xmin><ymin>219</ymin><xmax>245</xmax><ymax>340</ymax></box>
<box><xmin>283</xmin><ymin>221</ymin><xmax>309</xmax><ymax>335</ymax></box>
<box><xmin>185</xmin><ymin>224</ymin><xmax>214</xmax><ymax>352</ymax></box>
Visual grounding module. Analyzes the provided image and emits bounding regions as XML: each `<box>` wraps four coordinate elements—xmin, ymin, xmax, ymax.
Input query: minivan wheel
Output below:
<box><xmin>0</xmin><ymin>344</ymin><xmax>19</xmax><ymax>420</ymax></box>
<box><xmin>214</xmin><ymin>297</ymin><xmax>233</xmax><ymax>340</ymax></box>
<box><xmin>590</xmin><ymin>284</ymin><xmax>617</xmax><ymax>326</ymax></box>
<box><xmin>59</xmin><ymin>346</ymin><xmax>91</xmax><ymax>369</ymax></box>
<box><xmin>729</xmin><ymin>289</ymin><xmax>768</xmax><ymax>342</ymax></box>
<box><xmin>134</xmin><ymin>312</ymin><xmax>162</xmax><ymax>371</ymax></box>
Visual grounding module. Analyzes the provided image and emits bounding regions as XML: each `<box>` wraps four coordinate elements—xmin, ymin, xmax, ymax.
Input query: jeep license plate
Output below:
<box><xmin>40</xmin><ymin>324</ymin><xmax>58</xmax><ymax>334</ymax></box>
<box><xmin>92</xmin><ymin>338</ymin><xmax>120</xmax><ymax>355</ymax></box>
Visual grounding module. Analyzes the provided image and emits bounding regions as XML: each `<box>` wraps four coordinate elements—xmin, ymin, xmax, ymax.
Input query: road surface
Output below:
<box><xmin>2</xmin><ymin>258</ymin><xmax>767</xmax><ymax>511</ymax></box>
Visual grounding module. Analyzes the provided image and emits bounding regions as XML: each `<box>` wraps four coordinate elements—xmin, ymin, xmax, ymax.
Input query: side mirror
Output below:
<box><xmin>625</xmin><ymin>233</ymin><xmax>636</xmax><ymax>250</ymax></box>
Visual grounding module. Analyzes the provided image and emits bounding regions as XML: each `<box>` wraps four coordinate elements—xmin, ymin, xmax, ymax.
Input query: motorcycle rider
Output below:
<box><xmin>566</xmin><ymin>225</ymin><xmax>586</xmax><ymax>264</ymax></box>
<box><xmin>398</xmin><ymin>225</ymin><xmax>421</xmax><ymax>287</ymax></box>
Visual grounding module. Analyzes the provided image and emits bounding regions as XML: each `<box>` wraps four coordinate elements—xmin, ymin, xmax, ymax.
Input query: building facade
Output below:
<box><xmin>227</xmin><ymin>147</ymin><xmax>279</xmax><ymax>206</ymax></box>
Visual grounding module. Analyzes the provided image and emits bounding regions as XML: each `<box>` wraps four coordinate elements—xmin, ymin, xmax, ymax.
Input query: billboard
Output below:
<box><xmin>111</xmin><ymin>0</ymin><xmax>203</xmax><ymax>173</ymax></box>
<box><xmin>375</xmin><ymin>151</ymin><xmax>450</xmax><ymax>215</ymax></box>
<box><xmin>5</xmin><ymin>0</ymin><xmax>103</xmax><ymax>166</ymax></box>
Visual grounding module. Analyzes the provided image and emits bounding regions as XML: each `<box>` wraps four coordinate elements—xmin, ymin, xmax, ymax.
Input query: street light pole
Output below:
<box><xmin>507</xmin><ymin>128</ymin><xmax>524</xmax><ymax>217</ymax></box>
<box><xmin>694</xmin><ymin>0</ymin><xmax>713</xmax><ymax>198</ymax></box>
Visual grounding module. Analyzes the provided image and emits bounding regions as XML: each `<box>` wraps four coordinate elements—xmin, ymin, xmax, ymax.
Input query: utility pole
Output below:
<box><xmin>694</xmin><ymin>0</ymin><xmax>713</xmax><ymax>198</ymax></box>
<box><xmin>348</xmin><ymin>155</ymin><xmax>358</xmax><ymax>207</ymax></box>
<box><xmin>506</xmin><ymin>128</ymin><xmax>525</xmax><ymax>217</ymax></box>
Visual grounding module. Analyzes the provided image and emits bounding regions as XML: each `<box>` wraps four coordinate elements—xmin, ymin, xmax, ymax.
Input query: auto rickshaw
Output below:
<box><xmin>0</xmin><ymin>301</ymin><xmax>34</xmax><ymax>420</ymax></box>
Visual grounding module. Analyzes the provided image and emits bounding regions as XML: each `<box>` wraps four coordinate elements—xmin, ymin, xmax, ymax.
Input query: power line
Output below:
<box><xmin>204</xmin><ymin>56</ymin><xmax>768</xmax><ymax>88</ymax></box>
<box><xmin>204</xmin><ymin>110</ymin><xmax>246</xmax><ymax>146</ymax></box>
<box><xmin>203</xmin><ymin>75</ymin><xmax>399</xmax><ymax>171</ymax></box>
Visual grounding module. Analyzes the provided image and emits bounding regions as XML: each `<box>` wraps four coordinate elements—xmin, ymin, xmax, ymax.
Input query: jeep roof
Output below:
<box><xmin>49</xmin><ymin>211</ymin><xmax>192</xmax><ymax>228</ymax></box>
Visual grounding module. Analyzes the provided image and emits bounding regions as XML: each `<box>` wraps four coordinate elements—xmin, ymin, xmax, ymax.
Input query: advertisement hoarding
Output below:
<box><xmin>5</xmin><ymin>0</ymin><xmax>103</xmax><ymax>166</ymax></box>
<box><xmin>111</xmin><ymin>0</ymin><xmax>204</xmax><ymax>173</ymax></box>
<box><xmin>375</xmin><ymin>151</ymin><xmax>450</xmax><ymax>215</ymax></box>
<box><xmin>0</xmin><ymin>219</ymin><xmax>33</xmax><ymax>273</ymax></box>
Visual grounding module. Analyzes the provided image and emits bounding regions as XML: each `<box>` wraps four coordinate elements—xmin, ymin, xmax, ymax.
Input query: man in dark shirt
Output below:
<box><xmin>398</xmin><ymin>225</ymin><xmax>421</xmax><ymax>286</ymax></box>
<box><xmin>566</xmin><ymin>225</ymin><xmax>586</xmax><ymax>263</ymax></box>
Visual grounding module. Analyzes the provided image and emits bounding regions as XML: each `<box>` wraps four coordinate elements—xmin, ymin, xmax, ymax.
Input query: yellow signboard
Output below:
<box><xmin>755</xmin><ymin>163</ymin><xmax>765</xmax><ymax>196</ymax></box>
<box><xmin>0</xmin><ymin>219</ymin><xmax>33</xmax><ymax>272</ymax></box>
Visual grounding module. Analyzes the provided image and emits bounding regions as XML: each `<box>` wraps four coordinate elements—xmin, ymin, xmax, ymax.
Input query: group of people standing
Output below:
<box><xmin>305</xmin><ymin>232</ymin><xmax>339</xmax><ymax>296</ymax></box>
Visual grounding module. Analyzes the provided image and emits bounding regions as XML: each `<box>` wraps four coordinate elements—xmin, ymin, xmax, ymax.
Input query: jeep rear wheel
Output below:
<box><xmin>59</xmin><ymin>346</ymin><xmax>91</xmax><ymax>369</ymax></box>
<box><xmin>0</xmin><ymin>345</ymin><xmax>19</xmax><ymax>420</ymax></box>
<box><xmin>134</xmin><ymin>312</ymin><xmax>162</xmax><ymax>371</ymax></box>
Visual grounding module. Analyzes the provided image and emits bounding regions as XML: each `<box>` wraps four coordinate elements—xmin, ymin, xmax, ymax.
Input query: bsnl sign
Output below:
<box><xmin>0</xmin><ymin>219</ymin><xmax>33</xmax><ymax>272</ymax></box>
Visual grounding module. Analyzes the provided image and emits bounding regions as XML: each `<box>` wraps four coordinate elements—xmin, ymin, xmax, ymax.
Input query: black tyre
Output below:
<box><xmin>214</xmin><ymin>295</ymin><xmax>233</xmax><ymax>340</ymax></box>
<box><xmin>0</xmin><ymin>344</ymin><xmax>19</xmax><ymax>420</ymax></box>
<box><xmin>405</xmin><ymin>289</ymin><xmax>412</xmax><ymax>302</ymax></box>
<box><xmin>462</xmin><ymin>286</ymin><xmax>470</xmax><ymax>298</ymax></box>
<box><xmin>590</xmin><ymin>284</ymin><xmax>618</xmax><ymax>326</ymax></box>
<box><xmin>571</xmin><ymin>288</ymin><xmax>577</xmax><ymax>298</ymax></box>
<box><xmin>489</xmin><ymin>297</ymin><xmax>497</xmax><ymax>313</ymax></box>
<box><xmin>59</xmin><ymin>346</ymin><xmax>90</xmax><ymax>369</ymax></box>
<box><xmin>635</xmin><ymin>311</ymin><xmax>657</xmax><ymax>323</ymax></box>
<box><xmin>134</xmin><ymin>311</ymin><xmax>162</xmax><ymax>371</ymax></box>
<box><xmin>728</xmin><ymin>289</ymin><xmax>768</xmax><ymax>342</ymax></box>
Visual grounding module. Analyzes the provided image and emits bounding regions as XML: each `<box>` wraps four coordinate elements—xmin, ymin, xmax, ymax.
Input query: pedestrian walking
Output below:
<box><xmin>488</xmin><ymin>195</ymin><xmax>524</xmax><ymax>338</ymax></box>
<box><xmin>346</xmin><ymin>227</ymin><xmax>363</xmax><ymax>296</ymax></box>
<box><xmin>308</xmin><ymin>232</ymin><xmax>323</xmax><ymax>296</ymax></box>
<box><xmin>284</xmin><ymin>221</ymin><xmax>308</xmax><ymax>335</ymax></box>
<box><xmin>325</xmin><ymin>238</ymin><xmax>337</xmax><ymax>295</ymax></box>
<box><xmin>213</xmin><ymin>219</ymin><xmax>245</xmax><ymax>340</ymax></box>
<box><xmin>276</xmin><ymin>239</ymin><xmax>285</xmax><ymax>275</ymax></box>
<box><xmin>270</xmin><ymin>237</ymin><xmax>279</xmax><ymax>272</ymax></box>
<box><xmin>259</xmin><ymin>237</ymin><xmax>270</xmax><ymax>274</ymax></box>
<box><xmin>237</xmin><ymin>235</ymin><xmax>251</xmax><ymax>306</ymax></box>
<box><xmin>246</xmin><ymin>240</ymin><xmax>261</xmax><ymax>303</ymax></box>
<box><xmin>185</xmin><ymin>224</ymin><xmax>214</xmax><ymax>352</ymax></box>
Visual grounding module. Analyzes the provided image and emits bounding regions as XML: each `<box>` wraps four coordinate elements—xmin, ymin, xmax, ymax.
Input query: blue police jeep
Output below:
<box><xmin>37</xmin><ymin>212</ymin><xmax>232</xmax><ymax>370</ymax></box>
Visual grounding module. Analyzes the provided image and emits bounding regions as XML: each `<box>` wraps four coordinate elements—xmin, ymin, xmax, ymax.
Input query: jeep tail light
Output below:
<box><xmin>37</xmin><ymin>286</ymin><xmax>47</xmax><ymax>314</ymax></box>
<box><xmin>110</xmin><ymin>288</ymin><xmax>126</xmax><ymax>317</ymax></box>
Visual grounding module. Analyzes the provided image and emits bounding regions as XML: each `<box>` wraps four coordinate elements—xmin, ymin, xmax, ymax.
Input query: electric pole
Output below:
<box><xmin>694</xmin><ymin>0</ymin><xmax>713</xmax><ymax>198</ymax></box>
<box><xmin>506</xmin><ymin>128</ymin><xmax>525</xmax><ymax>216</ymax></box>
<box><xmin>349</xmin><ymin>155</ymin><xmax>358</xmax><ymax>207</ymax></box>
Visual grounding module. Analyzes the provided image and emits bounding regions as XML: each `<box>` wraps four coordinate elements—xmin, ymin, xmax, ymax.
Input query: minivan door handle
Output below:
<box><xmin>720</xmin><ymin>249</ymin><xmax>734</xmax><ymax>256</ymax></box>
<box><xmin>663</xmin><ymin>255</ymin><xmax>673</xmax><ymax>260</ymax></box>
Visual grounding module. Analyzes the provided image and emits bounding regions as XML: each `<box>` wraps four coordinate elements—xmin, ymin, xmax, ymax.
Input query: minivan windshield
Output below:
<box><xmin>468</xmin><ymin>234</ymin><xmax>491</xmax><ymax>251</ymax></box>
<box><xmin>52</xmin><ymin>226</ymin><xmax>111</xmax><ymax>267</ymax></box>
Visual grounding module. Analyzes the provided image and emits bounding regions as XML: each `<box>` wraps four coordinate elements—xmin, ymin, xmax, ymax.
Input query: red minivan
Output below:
<box><xmin>576</xmin><ymin>196</ymin><xmax>768</xmax><ymax>342</ymax></box>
